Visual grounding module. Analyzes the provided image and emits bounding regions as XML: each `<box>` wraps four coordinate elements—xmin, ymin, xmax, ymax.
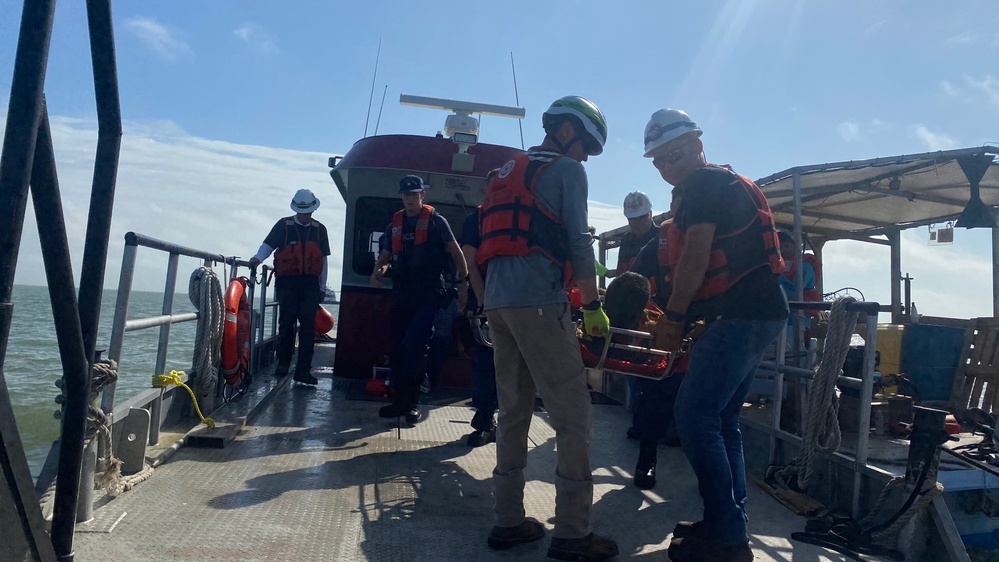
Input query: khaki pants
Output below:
<box><xmin>488</xmin><ymin>304</ymin><xmax>593</xmax><ymax>539</ymax></box>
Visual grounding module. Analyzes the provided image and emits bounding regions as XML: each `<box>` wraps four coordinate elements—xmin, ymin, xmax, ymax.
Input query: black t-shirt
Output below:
<box><xmin>264</xmin><ymin>218</ymin><xmax>332</xmax><ymax>256</ymax></box>
<box><xmin>460</xmin><ymin>212</ymin><xmax>481</xmax><ymax>312</ymax></box>
<box><xmin>378</xmin><ymin>212</ymin><xmax>456</xmax><ymax>299</ymax></box>
<box><xmin>673</xmin><ymin>166</ymin><xmax>788</xmax><ymax>321</ymax></box>
<box><xmin>617</xmin><ymin>222</ymin><xmax>659</xmax><ymax>271</ymax></box>
<box><xmin>263</xmin><ymin>217</ymin><xmax>331</xmax><ymax>289</ymax></box>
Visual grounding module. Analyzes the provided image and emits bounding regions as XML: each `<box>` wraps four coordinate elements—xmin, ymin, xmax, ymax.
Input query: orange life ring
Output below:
<box><xmin>221</xmin><ymin>277</ymin><xmax>251</xmax><ymax>386</ymax></box>
<box><xmin>315</xmin><ymin>306</ymin><xmax>335</xmax><ymax>334</ymax></box>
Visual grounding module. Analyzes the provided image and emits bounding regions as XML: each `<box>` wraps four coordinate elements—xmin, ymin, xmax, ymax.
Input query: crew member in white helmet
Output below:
<box><xmin>248</xmin><ymin>188</ymin><xmax>332</xmax><ymax>385</ymax></box>
<box><xmin>606</xmin><ymin>191</ymin><xmax>658</xmax><ymax>278</ymax></box>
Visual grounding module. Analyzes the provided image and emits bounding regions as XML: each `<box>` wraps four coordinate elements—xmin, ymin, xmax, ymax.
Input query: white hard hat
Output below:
<box><xmin>643</xmin><ymin>109</ymin><xmax>702</xmax><ymax>158</ymax></box>
<box><xmin>623</xmin><ymin>191</ymin><xmax>653</xmax><ymax>219</ymax></box>
<box><xmin>290</xmin><ymin>188</ymin><xmax>320</xmax><ymax>213</ymax></box>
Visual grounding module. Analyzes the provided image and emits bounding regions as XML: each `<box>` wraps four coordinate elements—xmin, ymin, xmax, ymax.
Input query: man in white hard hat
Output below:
<box><xmin>606</xmin><ymin>191</ymin><xmax>658</xmax><ymax>279</ymax></box>
<box><xmin>642</xmin><ymin>109</ymin><xmax>788</xmax><ymax>562</ymax></box>
<box><xmin>477</xmin><ymin>96</ymin><xmax>618</xmax><ymax>561</ymax></box>
<box><xmin>248</xmin><ymin>188</ymin><xmax>333</xmax><ymax>385</ymax></box>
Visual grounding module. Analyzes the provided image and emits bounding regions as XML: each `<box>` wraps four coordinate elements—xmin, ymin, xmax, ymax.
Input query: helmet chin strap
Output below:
<box><xmin>549</xmin><ymin>134</ymin><xmax>583</xmax><ymax>156</ymax></box>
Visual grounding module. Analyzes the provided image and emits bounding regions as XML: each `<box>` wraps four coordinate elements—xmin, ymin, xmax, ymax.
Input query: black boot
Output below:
<box><xmin>633</xmin><ymin>441</ymin><xmax>657</xmax><ymax>490</ymax></box>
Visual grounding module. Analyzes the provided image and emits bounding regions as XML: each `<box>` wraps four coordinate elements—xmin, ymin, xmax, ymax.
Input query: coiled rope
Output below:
<box><xmin>189</xmin><ymin>266</ymin><xmax>224</xmax><ymax>397</ymax></box>
<box><xmin>773</xmin><ymin>296</ymin><xmax>858</xmax><ymax>490</ymax></box>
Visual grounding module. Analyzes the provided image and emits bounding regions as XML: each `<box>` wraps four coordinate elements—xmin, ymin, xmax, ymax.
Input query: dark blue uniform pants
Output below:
<box><xmin>390</xmin><ymin>300</ymin><xmax>439</xmax><ymax>406</ymax></box>
<box><xmin>276</xmin><ymin>278</ymin><xmax>322</xmax><ymax>373</ymax></box>
<box><xmin>633</xmin><ymin>375</ymin><xmax>684</xmax><ymax>444</ymax></box>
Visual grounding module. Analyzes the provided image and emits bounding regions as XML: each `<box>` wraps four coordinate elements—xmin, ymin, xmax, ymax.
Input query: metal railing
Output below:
<box><xmin>754</xmin><ymin>299</ymin><xmax>882</xmax><ymax>519</ymax></box>
<box><xmin>81</xmin><ymin>232</ymin><xmax>277</xmax><ymax>521</ymax></box>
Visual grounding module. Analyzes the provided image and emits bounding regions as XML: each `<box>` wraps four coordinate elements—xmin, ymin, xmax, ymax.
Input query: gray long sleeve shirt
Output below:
<box><xmin>483</xmin><ymin>149</ymin><xmax>596</xmax><ymax>310</ymax></box>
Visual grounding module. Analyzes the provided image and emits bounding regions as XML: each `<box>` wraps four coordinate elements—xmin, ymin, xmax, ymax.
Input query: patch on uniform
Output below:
<box><xmin>659</xmin><ymin>238</ymin><xmax>668</xmax><ymax>249</ymax></box>
<box><xmin>498</xmin><ymin>160</ymin><xmax>516</xmax><ymax>178</ymax></box>
<box><xmin>416</xmin><ymin>220</ymin><xmax>429</xmax><ymax>229</ymax></box>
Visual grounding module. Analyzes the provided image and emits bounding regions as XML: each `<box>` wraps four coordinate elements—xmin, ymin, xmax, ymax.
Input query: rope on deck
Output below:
<box><xmin>189</xmin><ymin>266</ymin><xmax>224</xmax><ymax>397</ymax></box>
<box><xmin>772</xmin><ymin>296</ymin><xmax>858</xmax><ymax>490</ymax></box>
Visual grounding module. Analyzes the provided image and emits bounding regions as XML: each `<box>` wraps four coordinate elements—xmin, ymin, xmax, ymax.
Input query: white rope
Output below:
<box><xmin>189</xmin><ymin>267</ymin><xmax>224</xmax><ymax>396</ymax></box>
<box><xmin>774</xmin><ymin>296</ymin><xmax>858</xmax><ymax>490</ymax></box>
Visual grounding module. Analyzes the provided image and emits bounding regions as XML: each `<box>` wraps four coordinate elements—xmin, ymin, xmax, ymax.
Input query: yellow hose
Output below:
<box><xmin>151</xmin><ymin>370</ymin><xmax>215</xmax><ymax>429</ymax></box>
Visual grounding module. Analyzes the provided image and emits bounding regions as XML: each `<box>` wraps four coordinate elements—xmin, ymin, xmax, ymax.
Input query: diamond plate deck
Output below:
<box><xmin>74</xmin><ymin>350</ymin><xmax>882</xmax><ymax>561</ymax></box>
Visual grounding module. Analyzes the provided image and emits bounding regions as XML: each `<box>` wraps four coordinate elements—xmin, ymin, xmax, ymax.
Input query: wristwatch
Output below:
<box><xmin>664</xmin><ymin>309</ymin><xmax>685</xmax><ymax>323</ymax></box>
<box><xmin>582</xmin><ymin>299</ymin><xmax>601</xmax><ymax>311</ymax></box>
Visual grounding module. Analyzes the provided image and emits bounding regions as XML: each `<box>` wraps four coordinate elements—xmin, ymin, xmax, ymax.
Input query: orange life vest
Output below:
<box><xmin>477</xmin><ymin>153</ymin><xmax>569</xmax><ymax>278</ymax></box>
<box><xmin>272</xmin><ymin>217</ymin><xmax>325</xmax><ymax>277</ymax></box>
<box><xmin>784</xmin><ymin>252</ymin><xmax>822</xmax><ymax>314</ymax></box>
<box><xmin>662</xmin><ymin>166</ymin><xmax>784</xmax><ymax>302</ymax></box>
<box><xmin>391</xmin><ymin>205</ymin><xmax>433</xmax><ymax>253</ymax></box>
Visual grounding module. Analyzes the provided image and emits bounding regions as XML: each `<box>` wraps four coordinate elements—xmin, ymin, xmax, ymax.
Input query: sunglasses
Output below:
<box><xmin>581</xmin><ymin>137</ymin><xmax>601</xmax><ymax>156</ymax></box>
<box><xmin>652</xmin><ymin>142</ymin><xmax>689</xmax><ymax>170</ymax></box>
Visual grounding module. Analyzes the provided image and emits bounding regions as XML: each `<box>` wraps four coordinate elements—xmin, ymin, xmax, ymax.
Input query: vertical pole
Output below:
<box><xmin>149</xmin><ymin>253</ymin><xmax>180</xmax><ymax>446</ymax></box>
<box><xmin>101</xmin><ymin>240</ymin><xmax>137</xmax><ymax>412</ymax></box>
<box><xmin>790</xmin><ymin>172</ymin><xmax>804</xmax><ymax>363</ymax></box>
<box><xmin>0</xmin><ymin>0</ymin><xmax>60</xmax><ymax>559</ymax></box>
<box><xmin>888</xmin><ymin>229</ymin><xmax>902</xmax><ymax>324</ymax></box>
<box><xmin>768</xmin><ymin>324</ymin><xmax>788</xmax><ymax>466</ymax></box>
<box><xmin>852</xmin><ymin>311</ymin><xmax>879</xmax><ymax>518</ymax></box>
<box><xmin>993</xmin><ymin>220</ymin><xmax>999</xmax><ymax>318</ymax></box>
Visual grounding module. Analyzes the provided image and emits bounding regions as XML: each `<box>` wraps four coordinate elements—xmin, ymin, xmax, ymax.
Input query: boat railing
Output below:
<box><xmin>755</xmin><ymin>299</ymin><xmax>883</xmax><ymax>519</ymax></box>
<box><xmin>100</xmin><ymin>232</ymin><xmax>277</xmax><ymax>438</ymax></box>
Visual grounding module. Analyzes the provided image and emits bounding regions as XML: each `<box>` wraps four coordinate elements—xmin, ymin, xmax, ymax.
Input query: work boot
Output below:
<box><xmin>633</xmin><ymin>441</ymin><xmax>657</xmax><ymax>490</ymax></box>
<box><xmin>671</xmin><ymin>520</ymin><xmax>703</xmax><ymax>539</ymax></box>
<box><xmin>467</xmin><ymin>426</ymin><xmax>496</xmax><ymax>447</ymax></box>
<box><xmin>379</xmin><ymin>401</ymin><xmax>409</xmax><ymax>418</ymax></box>
<box><xmin>547</xmin><ymin>533</ymin><xmax>618</xmax><ymax>561</ymax></box>
<box><xmin>405</xmin><ymin>406</ymin><xmax>422</xmax><ymax>424</ymax></box>
<box><xmin>487</xmin><ymin>517</ymin><xmax>546</xmax><ymax>550</ymax></box>
<box><xmin>293</xmin><ymin>369</ymin><xmax>318</xmax><ymax>385</ymax></box>
<box><xmin>274</xmin><ymin>363</ymin><xmax>290</xmax><ymax>377</ymax></box>
<box><xmin>668</xmin><ymin>534</ymin><xmax>752</xmax><ymax>562</ymax></box>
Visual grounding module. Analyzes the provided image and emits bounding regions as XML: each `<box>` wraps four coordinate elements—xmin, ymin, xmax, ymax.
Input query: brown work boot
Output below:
<box><xmin>487</xmin><ymin>517</ymin><xmax>545</xmax><ymax>550</ymax></box>
<box><xmin>547</xmin><ymin>533</ymin><xmax>619</xmax><ymax>561</ymax></box>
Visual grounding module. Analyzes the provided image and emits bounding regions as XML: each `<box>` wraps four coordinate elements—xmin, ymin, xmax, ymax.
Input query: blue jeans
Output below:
<box><xmin>674</xmin><ymin>318</ymin><xmax>786</xmax><ymax>547</ymax></box>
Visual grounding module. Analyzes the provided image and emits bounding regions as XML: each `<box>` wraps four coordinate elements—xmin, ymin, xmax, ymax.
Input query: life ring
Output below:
<box><xmin>221</xmin><ymin>277</ymin><xmax>251</xmax><ymax>386</ymax></box>
<box><xmin>315</xmin><ymin>306</ymin><xmax>335</xmax><ymax>334</ymax></box>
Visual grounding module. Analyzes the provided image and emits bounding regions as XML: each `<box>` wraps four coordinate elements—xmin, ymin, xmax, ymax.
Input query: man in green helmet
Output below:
<box><xmin>476</xmin><ymin>96</ymin><xmax>618</xmax><ymax>562</ymax></box>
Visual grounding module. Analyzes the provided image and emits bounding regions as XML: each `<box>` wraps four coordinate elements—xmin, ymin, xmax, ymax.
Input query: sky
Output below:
<box><xmin>1</xmin><ymin>1</ymin><xmax>998</xmax><ymax>319</ymax></box>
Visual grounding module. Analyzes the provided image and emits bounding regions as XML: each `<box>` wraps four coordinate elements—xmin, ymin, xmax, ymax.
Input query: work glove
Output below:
<box><xmin>582</xmin><ymin>305</ymin><xmax>610</xmax><ymax>338</ymax></box>
<box><xmin>594</xmin><ymin>260</ymin><xmax>608</xmax><ymax>277</ymax></box>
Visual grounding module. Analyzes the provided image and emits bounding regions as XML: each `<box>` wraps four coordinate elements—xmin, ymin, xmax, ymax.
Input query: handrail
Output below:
<box><xmin>755</xmin><ymin>299</ymin><xmax>880</xmax><ymax>519</ymax></box>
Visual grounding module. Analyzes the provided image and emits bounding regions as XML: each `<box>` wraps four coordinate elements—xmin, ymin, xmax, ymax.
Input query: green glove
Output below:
<box><xmin>594</xmin><ymin>260</ymin><xmax>608</xmax><ymax>276</ymax></box>
<box><xmin>582</xmin><ymin>305</ymin><xmax>610</xmax><ymax>338</ymax></box>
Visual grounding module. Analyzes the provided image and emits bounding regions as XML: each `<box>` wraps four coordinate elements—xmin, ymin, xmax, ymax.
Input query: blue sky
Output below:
<box><xmin>2</xmin><ymin>1</ymin><xmax>998</xmax><ymax>318</ymax></box>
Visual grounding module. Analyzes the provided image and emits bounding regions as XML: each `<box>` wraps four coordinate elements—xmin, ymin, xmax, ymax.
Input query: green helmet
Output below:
<box><xmin>542</xmin><ymin>96</ymin><xmax>608</xmax><ymax>155</ymax></box>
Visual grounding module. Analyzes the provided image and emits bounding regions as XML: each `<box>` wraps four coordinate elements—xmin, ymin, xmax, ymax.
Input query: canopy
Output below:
<box><xmin>756</xmin><ymin>145</ymin><xmax>999</xmax><ymax>241</ymax></box>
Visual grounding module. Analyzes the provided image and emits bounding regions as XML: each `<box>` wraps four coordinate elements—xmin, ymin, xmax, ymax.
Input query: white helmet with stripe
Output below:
<box><xmin>643</xmin><ymin>109</ymin><xmax>702</xmax><ymax>157</ymax></box>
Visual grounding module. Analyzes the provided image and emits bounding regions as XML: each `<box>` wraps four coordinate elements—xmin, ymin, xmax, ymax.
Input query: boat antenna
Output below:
<box><xmin>510</xmin><ymin>52</ymin><xmax>525</xmax><ymax>150</ymax></box>
<box><xmin>363</xmin><ymin>38</ymin><xmax>382</xmax><ymax>137</ymax></box>
<box><xmin>373</xmin><ymin>85</ymin><xmax>388</xmax><ymax>135</ymax></box>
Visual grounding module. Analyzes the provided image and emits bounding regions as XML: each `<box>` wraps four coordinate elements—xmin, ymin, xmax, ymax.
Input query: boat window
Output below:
<box><xmin>351</xmin><ymin>196</ymin><xmax>471</xmax><ymax>276</ymax></box>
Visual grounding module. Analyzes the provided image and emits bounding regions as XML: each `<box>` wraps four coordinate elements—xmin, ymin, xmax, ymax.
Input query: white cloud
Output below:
<box><xmin>966</xmin><ymin>75</ymin><xmax>999</xmax><ymax>111</ymax></box>
<box><xmin>6</xmin><ymin>115</ymin><xmax>342</xmax><ymax>293</ymax></box>
<box><xmin>232</xmin><ymin>23</ymin><xmax>279</xmax><ymax>55</ymax></box>
<box><xmin>944</xmin><ymin>32</ymin><xmax>979</xmax><ymax>47</ymax></box>
<box><xmin>913</xmin><ymin>124</ymin><xmax>958</xmax><ymax>151</ymax></box>
<box><xmin>125</xmin><ymin>17</ymin><xmax>192</xmax><ymax>62</ymax></box>
<box><xmin>837</xmin><ymin>121</ymin><xmax>861</xmax><ymax>141</ymax></box>
<box><xmin>940</xmin><ymin>80</ymin><xmax>961</xmax><ymax>98</ymax></box>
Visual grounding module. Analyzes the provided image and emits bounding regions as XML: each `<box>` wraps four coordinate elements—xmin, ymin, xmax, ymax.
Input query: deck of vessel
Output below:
<box><xmin>73</xmin><ymin>344</ymin><xmax>882</xmax><ymax>561</ymax></box>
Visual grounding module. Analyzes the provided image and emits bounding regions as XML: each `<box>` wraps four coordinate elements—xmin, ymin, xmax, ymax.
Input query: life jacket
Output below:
<box><xmin>784</xmin><ymin>252</ymin><xmax>822</xmax><ymax>315</ymax></box>
<box><xmin>389</xmin><ymin>205</ymin><xmax>447</xmax><ymax>294</ymax></box>
<box><xmin>272</xmin><ymin>217</ymin><xmax>325</xmax><ymax>277</ymax></box>
<box><xmin>662</xmin><ymin>166</ymin><xmax>784</xmax><ymax>302</ymax></box>
<box><xmin>477</xmin><ymin>152</ymin><xmax>571</xmax><ymax>283</ymax></box>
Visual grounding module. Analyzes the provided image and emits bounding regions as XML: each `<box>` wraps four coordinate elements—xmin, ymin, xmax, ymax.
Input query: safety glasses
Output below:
<box><xmin>652</xmin><ymin>142</ymin><xmax>689</xmax><ymax>170</ymax></box>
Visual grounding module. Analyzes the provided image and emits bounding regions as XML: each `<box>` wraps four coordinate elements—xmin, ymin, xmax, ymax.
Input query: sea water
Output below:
<box><xmin>4</xmin><ymin>284</ymin><xmax>337</xmax><ymax>479</ymax></box>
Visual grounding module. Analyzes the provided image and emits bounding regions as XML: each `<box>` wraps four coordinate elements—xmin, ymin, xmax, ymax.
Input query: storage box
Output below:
<box><xmin>876</xmin><ymin>324</ymin><xmax>905</xmax><ymax>376</ymax></box>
